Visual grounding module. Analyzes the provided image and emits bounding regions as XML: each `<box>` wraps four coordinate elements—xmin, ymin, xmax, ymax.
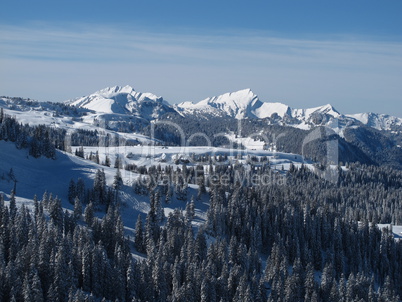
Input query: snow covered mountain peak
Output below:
<box><xmin>204</xmin><ymin>88</ymin><xmax>258</xmax><ymax>105</ymax></box>
<box><xmin>176</xmin><ymin>88</ymin><xmax>262</xmax><ymax>119</ymax></box>
<box><xmin>201</xmin><ymin>88</ymin><xmax>261</xmax><ymax>118</ymax></box>
<box><xmin>292</xmin><ymin>103</ymin><xmax>341</xmax><ymax>119</ymax></box>
<box><xmin>68</xmin><ymin>85</ymin><xmax>174</xmax><ymax>120</ymax></box>
<box><xmin>95</xmin><ymin>85</ymin><xmax>136</xmax><ymax>97</ymax></box>
<box><xmin>315</xmin><ymin>103</ymin><xmax>340</xmax><ymax>117</ymax></box>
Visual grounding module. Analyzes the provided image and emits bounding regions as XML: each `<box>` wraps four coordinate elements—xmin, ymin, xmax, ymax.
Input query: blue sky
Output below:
<box><xmin>1</xmin><ymin>0</ymin><xmax>402</xmax><ymax>117</ymax></box>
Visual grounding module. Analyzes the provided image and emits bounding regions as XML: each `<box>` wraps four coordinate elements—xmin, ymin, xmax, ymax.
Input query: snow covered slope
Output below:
<box><xmin>0</xmin><ymin>139</ymin><xmax>309</xmax><ymax>231</ymax></box>
<box><xmin>0</xmin><ymin>97</ymin><xmax>160</xmax><ymax>144</ymax></box>
<box><xmin>0</xmin><ymin>140</ymin><xmax>97</xmax><ymax>201</ymax></box>
<box><xmin>253</xmin><ymin>102</ymin><xmax>292</xmax><ymax>119</ymax></box>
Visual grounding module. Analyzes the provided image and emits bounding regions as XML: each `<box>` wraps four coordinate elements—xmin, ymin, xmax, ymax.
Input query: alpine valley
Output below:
<box><xmin>1</xmin><ymin>85</ymin><xmax>402</xmax><ymax>301</ymax></box>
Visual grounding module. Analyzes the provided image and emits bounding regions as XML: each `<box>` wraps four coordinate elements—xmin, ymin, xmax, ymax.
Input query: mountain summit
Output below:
<box><xmin>68</xmin><ymin>85</ymin><xmax>174</xmax><ymax>120</ymax></box>
<box><xmin>175</xmin><ymin>88</ymin><xmax>262</xmax><ymax>119</ymax></box>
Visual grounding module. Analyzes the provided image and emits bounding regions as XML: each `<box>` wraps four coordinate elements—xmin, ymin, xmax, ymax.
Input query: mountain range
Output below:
<box><xmin>1</xmin><ymin>85</ymin><xmax>402</xmax><ymax>168</ymax></box>
<box><xmin>68</xmin><ymin>85</ymin><xmax>402</xmax><ymax>132</ymax></box>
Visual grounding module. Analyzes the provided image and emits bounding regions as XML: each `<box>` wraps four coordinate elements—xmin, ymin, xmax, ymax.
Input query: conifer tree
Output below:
<box><xmin>9</xmin><ymin>190</ymin><xmax>17</xmax><ymax>220</ymax></box>
<box><xmin>93</xmin><ymin>169</ymin><xmax>107</xmax><ymax>204</ymax></box>
<box><xmin>114</xmin><ymin>154</ymin><xmax>122</xmax><ymax>169</ymax></box>
<box><xmin>134</xmin><ymin>214</ymin><xmax>145</xmax><ymax>253</ymax></box>
<box><xmin>104</xmin><ymin>155</ymin><xmax>111</xmax><ymax>167</ymax></box>
<box><xmin>185</xmin><ymin>199</ymin><xmax>195</xmax><ymax>221</ymax></box>
<box><xmin>68</xmin><ymin>179</ymin><xmax>76</xmax><ymax>204</ymax></box>
<box><xmin>73</xmin><ymin>197</ymin><xmax>82</xmax><ymax>221</ymax></box>
<box><xmin>49</xmin><ymin>197</ymin><xmax>63</xmax><ymax>228</ymax></box>
<box><xmin>84</xmin><ymin>201</ymin><xmax>94</xmax><ymax>226</ymax></box>
<box><xmin>113</xmin><ymin>168</ymin><xmax>123</xmax><ymax>191</ymax></box>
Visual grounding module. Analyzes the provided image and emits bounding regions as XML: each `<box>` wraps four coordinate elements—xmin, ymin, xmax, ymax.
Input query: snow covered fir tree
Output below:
<box><xmin>1</xmin><ymin>88</ymin><xmax>402</xmax><ymax>301</ymax></box>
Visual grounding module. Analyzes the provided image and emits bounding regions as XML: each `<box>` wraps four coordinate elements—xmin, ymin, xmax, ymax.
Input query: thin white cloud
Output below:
<box><xmin>1</xmin><ymin>24</ymin><xmax>401</xmax><ymax>117</ymax></box>
<box><xmin>2</xmin><ymin>24</ymin><xmax>401</xmax><ymax>64</ymax></box>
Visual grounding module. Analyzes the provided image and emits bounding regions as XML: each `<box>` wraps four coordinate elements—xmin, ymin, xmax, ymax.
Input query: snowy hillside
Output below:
<box><xmin>0</xmin><ymin>136</ymin><xmax>310</xmax><ymax>232</ymax></box>
<box><xmin>0</xmin><ymin>140</ymin><xmax>98</xmax><ymax>202</ymax></box>
<box><xmin>0</xmin><ymin>96</ymin><xmax>159</xmax><ymax>145</ymax></box>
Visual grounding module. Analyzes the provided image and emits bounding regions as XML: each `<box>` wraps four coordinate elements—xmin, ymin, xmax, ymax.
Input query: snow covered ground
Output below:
<box><xmin>377</xmin><ymin>224</ymin><xmax>402</xmax><ymax>241</ymax></box>
<box><xmin>72</xmin><ymin>144</ymin><xmax>313</xmax><ymax>173</ymax></box>
<box><xmin>0</xmin><ymin>140</ymin><xmax>211</xmax><ymax>231</ymax></box>
<box><xmin>0</xmin><ymin>104</ymin><xmax>158</xmax><ymax>145</ymax></box>
<box><xmin>0</xmin><ymin>140</ymin><xmax>97</xmax><ymax>201</ymax></box>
